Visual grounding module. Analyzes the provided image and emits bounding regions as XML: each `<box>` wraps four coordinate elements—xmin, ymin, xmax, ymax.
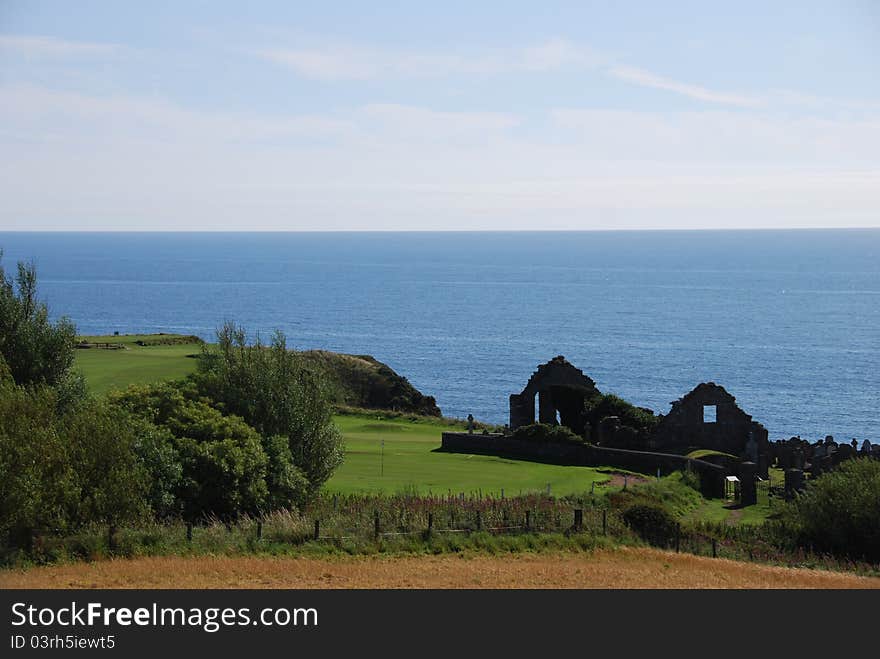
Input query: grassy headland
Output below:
<box><xmin>76</xmin><ymin>334</ymin><xmax>202</xmax><ymax>394</ymax></box>
<box><xmin>71</xmin><ymin>334</ymin><xmax>774</xmax><ymax>525</ymax></box>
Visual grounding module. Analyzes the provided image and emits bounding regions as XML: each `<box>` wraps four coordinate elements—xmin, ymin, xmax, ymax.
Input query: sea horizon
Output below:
<box><xmin>1</xmin><ymin>228</ymin><xmax>878</xmax><ymax>442</ymax></box>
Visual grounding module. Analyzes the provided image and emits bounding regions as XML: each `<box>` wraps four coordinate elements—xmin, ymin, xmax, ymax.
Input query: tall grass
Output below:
<box><xmin>3</xmin><ymin>489</ymin><xmax>878</xmax><ymax>577</ymax></box>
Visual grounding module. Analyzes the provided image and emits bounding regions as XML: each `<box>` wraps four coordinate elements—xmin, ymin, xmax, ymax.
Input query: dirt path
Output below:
<box><xmin>601</xmin><ymin>472</ymin><xmax>649</xmax><ymax>488</ymax></box>
<box><xmin>2</xmin><ymin>548</ymin><xmax>876</xmax><ymax>589</ymax></box>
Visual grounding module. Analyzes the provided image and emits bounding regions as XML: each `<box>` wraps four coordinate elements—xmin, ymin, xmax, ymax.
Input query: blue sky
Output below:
<box><xmin>1</xmin><ymin>0</ymin><xmax>878</xmax><ymax>230</ymax></box>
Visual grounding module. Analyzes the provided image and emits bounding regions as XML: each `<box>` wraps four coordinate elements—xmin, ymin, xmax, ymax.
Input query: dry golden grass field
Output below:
<box><xmin>2</xmin><ymin>548</ymin><xmax>877</xmax><ymax>589</ymax></box>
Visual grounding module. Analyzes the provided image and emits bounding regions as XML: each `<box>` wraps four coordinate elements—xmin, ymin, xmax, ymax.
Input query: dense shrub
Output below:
<box><xmin>511</xmin><ymin>423</ymin><xmax>584</xmax><ymax>444</ymax></box>
<box><xmin>0</xmin><ymin>380</ymin><xmax>148</xmax><ymax>546</ymax></box>
<box><xmin>622</xmin><ymin>503</ymin><xmax>679</xmax><ymax>547</ymax></box>
<box><xmin>584</xmin><ymin>393</ymin><xmax>659</xmax><ymax>436</ymax></box>
<box><xmin>110</xmin><ymin>383</ymin><xmax>272</xmax><ymax>520</ymax></box>
<box><xmin>61</xmin><ymin>402</ymin><xmax>150</xmax><ymax>529</ymax></box>
<box><xmin>261</xmin><ymin>434</ymin><xmax>310</xmax><ymax>511</ymax></box>
<box><xmin>0</xmin><ymin>382</ymin><xmax>74</xmax><ymax>544</ymax></box>
<box><xmin>781</xmin><ymin>459</ymin><xmax>880</xmax><ymax>562</ymax></box>
<box><xmin>128</xmin><ymin>417</ymin><xmax>183</xmax><ymax>519</ymax></box>
<box><xmin>0</xmin><ymin>352</ymin><xmax>11</xmax><ymax>383</ymax></box>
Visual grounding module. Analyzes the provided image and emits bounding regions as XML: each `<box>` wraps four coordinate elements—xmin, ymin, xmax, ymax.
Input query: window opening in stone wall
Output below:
<box><xmin>703</xmin><ymin>404</ymin><xmax>717</xmax><ymax>423</ymax></box>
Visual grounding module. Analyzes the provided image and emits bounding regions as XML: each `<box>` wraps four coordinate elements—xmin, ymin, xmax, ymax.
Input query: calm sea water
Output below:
<box><xmin>1</xmin><ymin>230</ymin><xmax>878</xmax><ymax>442</ymax></box>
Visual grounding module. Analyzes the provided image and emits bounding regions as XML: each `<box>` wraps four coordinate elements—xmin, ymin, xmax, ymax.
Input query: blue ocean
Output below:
<box><xmin>1</xmin><ymin>230</ymin><xmax>877</xmax><ymax>442</ymax></box>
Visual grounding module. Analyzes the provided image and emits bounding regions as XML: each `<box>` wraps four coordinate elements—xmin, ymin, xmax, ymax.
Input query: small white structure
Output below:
<box><xmin>725</xmin><ymin>475</ymin><xmax>741</xmax><ymax>500</ymax></box>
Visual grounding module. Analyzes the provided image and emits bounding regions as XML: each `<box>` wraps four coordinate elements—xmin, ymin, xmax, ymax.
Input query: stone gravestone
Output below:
<box><xmin>811</xmin><ymin>442</ymin><xmax>825</xmax><ymax>477</ymax></box>
<box><xmin>745</xmin><ymin>433</ymin><xmax>759</xmax><ymax>463</ymax></box>
<box><xmin>739</xmin><ymin>462</ymin><xmax>758</xmax><ymax>506</ymax></box>
<box><xmin>836</xmin><ymin>443</ymin><xmax>854</xmax><ymax>463</ymax></box>
<box><xmin>784</xmin><ymin>468</ymin><xmax>804</xmax><ymax>500</ymax></box>
<box><xmin>779</xmin><ymin>446</ymin><xmax>790</xmax><ymax>470</ymax></box>
<box><xmin>758</xmin><ymin>452</ymin><xmax>769</xmax><ymax>479</ymax></box>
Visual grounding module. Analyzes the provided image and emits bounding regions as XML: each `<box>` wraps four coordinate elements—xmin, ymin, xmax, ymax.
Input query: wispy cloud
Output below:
<box><xmin>2</xmin><ymin>81</ymin><xmax>879</xmax><ymax>230</ymax></box>
<box><xmin>252</xmin><ymin>37</ymin><xmax>604</xmax><ymax>81</ymax></box>
<box><xmin>0</xmin><ymin>84</ymin><xmax>358</xmax><ymax>145</ymax></box>
<box><xmin>0</xmin><ymin>34</ymin><xmax>119</xmax><ymax>57</ymax></box>
<box><xmin>609</xmin><ymin>66</ymin><xmax>762</xmax><ymax>107</ymax></box>
<box><xmin>252</xmin><ymin>36</ymin><xmax>766</xmax><ymax>109</ymax></box>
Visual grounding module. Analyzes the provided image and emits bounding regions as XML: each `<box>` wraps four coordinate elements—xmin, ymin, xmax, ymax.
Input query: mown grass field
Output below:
<box><xmin>3</xmin><ymin>549</ymin><xmax>876</xmax><ymax>589</ymax></box>
<box><xmin>75</xmin><ymin>334</ymin><xmax>200</xmax><ymax>395</ymax></box>
<box><xmin>328</xmin><ymin>414</ymin><xmax>611</xmax><ymax>496</ymax></box>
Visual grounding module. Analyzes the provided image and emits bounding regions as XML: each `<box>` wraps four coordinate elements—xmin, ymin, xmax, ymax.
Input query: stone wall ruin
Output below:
<box><xmin>508</xmin><ymin>356</ymin><xmax>599</xmax><ymax>435</ymax></box>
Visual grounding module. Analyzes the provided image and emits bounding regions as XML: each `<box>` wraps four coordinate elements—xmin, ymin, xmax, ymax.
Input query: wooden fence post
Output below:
<box><xmin>427</xmin><ymin>512</ymin><xmax>433</xmax><ymax>536</ymax></box>
<box><xmin>675</xmin><ymin>527</ymin><xmax>680</xmax><ymax>553</ymax></box>
<box><xmin>602</xmin><ymin>509</ymin><xmax>607</xmax><ymax>535</ymax></box>
<box><xmin>108</xmin><ymin>524</ymin><xmax>117</xmax><ymax>551</ymax></box>
<box><xmin>712</xmin><ymin>538</ymin><xmax>717</xmax><ymax>558</ymax></box>
<box><xmin>314</xmin><ymin>519</ymin><xmax>320</xmax><ymax>541</ymax></box>
<box><xmin>374</xmin><ymin>511</ymin><xmax>380</xmax><ymax>539</ymax></box>
<box><xmin>186</xmin><ymin>522</ymin><xmax>193</xmax><ymax>543</ymax></box>
<box><xmin>476</xmin><ymin>510</ymin><xmax>482</xmax><ymax>531</ymax></box>
<box><xmin>525</xmin><ymin>510</ymin><xmax>531</xmax><ymax>531</ymax></box>
<box><xmin>574</xmin><ymin>508</ymin><xmax>583</xmax><ymax>532</ymax></box>
<box><xmin>256</xmin><ymin>521</ymin><xmax>262</xmax><ymax>541</ymax></box>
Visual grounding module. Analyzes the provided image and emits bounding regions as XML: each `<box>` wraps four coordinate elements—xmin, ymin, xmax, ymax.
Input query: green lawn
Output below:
<box><xmin>75</xmin><ymin>334</ymin><xmax>200</xmax><ymax>395</ymax></box>
<box><xmin>684</xmin><ymin>468</ymin><xmax>782</xmax><ymax>526</ymax></box>
<box><xmin>325</xmin><ymin>414</ymin><xmax>612</xmax><ymax>496</ymax></box>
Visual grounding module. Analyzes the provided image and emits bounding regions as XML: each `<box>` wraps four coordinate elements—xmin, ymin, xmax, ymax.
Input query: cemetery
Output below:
<box><xmin>443</xmin><ymin>356</ymin><xmax>878</xmax><ymax>506</ymax></box>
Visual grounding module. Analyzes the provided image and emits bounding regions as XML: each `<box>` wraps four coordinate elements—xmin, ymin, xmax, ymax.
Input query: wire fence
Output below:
<box><xmin>181</xmin><ymin>495</ymin><xmax>759</xmax><ymax>565</ymax></box>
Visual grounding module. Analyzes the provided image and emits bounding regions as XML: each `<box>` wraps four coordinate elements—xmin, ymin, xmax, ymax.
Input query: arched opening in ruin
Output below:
<box><xmin>509</xmin><ymin>356</ymin><xmax>600</xmax><ymax>437</ymax></box>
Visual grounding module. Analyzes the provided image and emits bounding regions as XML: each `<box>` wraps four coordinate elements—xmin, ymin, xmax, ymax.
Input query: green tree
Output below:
<box><xmin>194</xmin><ymin>323</ymin><xmax>344</xmax><ymax>497</ymax></box>
<box><xmin>261</xmin><ymin>434</ymin><xmax>310</xmax><ymax>511</ymax></box>
<box><xmin>128</xmin><ymin>417</ymin><xmax>183</xmax><ymax>519</ymax></box>
<box><xmin>0</xmin><ymin>254</ymin><xmax>78</xmax><ymax>388</ymax></box>
<box><xmin>0</xmin><ymin>381</ymin><xmax>148</xmax><ymax>548</ymax></box>
<box><xmin>0</xmin><ymin>381</ymin><xmax>75</xmax><ymax>547</ymax></box>
<box><xmin>61</xmin><ymin>403</ymin><xmax>150</xmax><ymax>530</ymax></box>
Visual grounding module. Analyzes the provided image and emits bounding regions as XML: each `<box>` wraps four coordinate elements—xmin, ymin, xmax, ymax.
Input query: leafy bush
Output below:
<box><xmin>61</xmin><ymin>402</ymin><xmax>150</xmax><ymax>529</ymax></box>
<box><xmin>584</xmin><ymin>393</ymin><xmax>659</xmax><ymax>436</ymax></box>
<box><xmin>110</xmin><ymin>383</ymin><xmax>271</xmax><ymax>520</ymax></box>
<box><xmin>622</xmin><ymin>504</ymin><xmax>679</xmax><ymax>547</ymax></box>
<box><xmin>128</xmin><ymin>417</ymin><xmax>183</xmax><ymax>519</ymax></box>
<box><xmin>0</xmin><ymin>382</ymin><xmax>74</xmax><ymax>544</ymax></box>
<box><xmin>511</xmin><ymin>423</ymin><xmax>584</xmax><ymax>444</ymax></box>
<box><xmin>781</xmin><ymin>458</ymin><xmax>880</xmax><ymax>562</ymax></box>
<box><xmin>0</xmin><ymin>380</ymin><xmax>148</xmax><ymax>546</ymax></box>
